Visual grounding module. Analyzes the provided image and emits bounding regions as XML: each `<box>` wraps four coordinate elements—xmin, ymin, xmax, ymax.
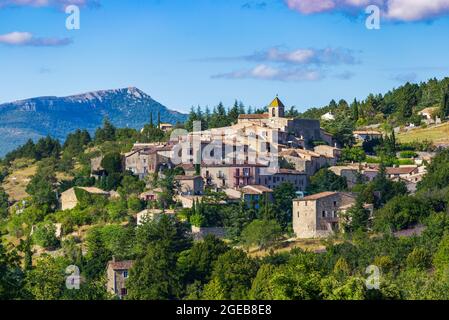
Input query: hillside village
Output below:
<box><xmin>2</xmin><ymin>80</ymin><xmax>449</xmax><ymax>300</ymax></box>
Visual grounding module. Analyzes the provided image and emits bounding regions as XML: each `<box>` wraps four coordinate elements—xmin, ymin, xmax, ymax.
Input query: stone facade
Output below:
<box><xmin>201</xmin><ymin>163</ymin><xmax>265</xmax><ymax>189</ymax></box>
<box><xmin>258</xmin><ymin>169</ymin><xmax>307</xmax><ymax>191</ymax></box>
<box><xmin>124</xmin><ymin>144</ymin><xmax>173</xmax><ymax>180</ymax></box>
<box><xmin>174</xmin><ymin>175</ymin><xmax>204</xmax><ymax>195</ymax></box>
<box><xmin>60</xmin><ymin>187</ymin><xmax>110</xmax><ymax>211</ymax></box>
<box><xmin>106</xmin><ymin>259</ymin><xmax>134</xmax><ymax>299</ymax></box>
<box><xmin>293</xmin><ymin>192</ymin><xmax>357</xmax><ymax>238</ymax></box>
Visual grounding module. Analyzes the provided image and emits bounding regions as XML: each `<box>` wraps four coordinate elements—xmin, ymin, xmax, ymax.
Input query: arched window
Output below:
<box><xmin>272</xmin><ymin>108</ymin><xmax>276</xmax><ymax>117</ymax></box>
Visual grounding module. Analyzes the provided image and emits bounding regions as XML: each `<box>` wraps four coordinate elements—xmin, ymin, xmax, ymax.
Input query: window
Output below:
<box><xmin>322</xmin><ymin>210</ymin><xmax>326</xmax><ymax>218</ymax></box>
<box><xmin>333</xmin><ymin>201</ymin><xmax>337</xmax><ymax>207</ymax></box>
<box><xmin>121</xmin><ymin>288</ymin><xmax>128</xmax><ymax>296</ymax></box>
<box><xmin>123</xmin><ymin>271</ymin><xmax>128</xmax><ymax>278</ymax></box>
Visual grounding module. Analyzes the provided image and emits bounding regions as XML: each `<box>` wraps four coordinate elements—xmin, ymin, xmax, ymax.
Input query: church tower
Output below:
<box><xmin>268</xmin><ymin>96</ymin><xmax>285</xmax><ymax>118</ymax></box>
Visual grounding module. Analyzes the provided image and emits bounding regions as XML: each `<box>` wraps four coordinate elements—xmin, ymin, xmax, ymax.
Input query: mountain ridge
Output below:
<box><xmin>0</xmin><ymin>87</ymin><xmax>187</xmax><ymax>156</ymax></box>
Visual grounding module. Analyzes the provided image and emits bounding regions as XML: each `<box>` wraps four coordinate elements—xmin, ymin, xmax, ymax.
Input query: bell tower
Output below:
<box><xmin>268</xmin><ymin>95</ymin><xmax>285</xmax><ymax>118</ymax></box>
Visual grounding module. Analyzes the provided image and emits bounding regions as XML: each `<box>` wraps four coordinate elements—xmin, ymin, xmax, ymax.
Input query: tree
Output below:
<box><xmin>308</xmin><ymin>168</ymin><xmax>348</xmax><ymax>194</ymax></box>
<box><xmin>320</xmin><ymin>276</ymin><xmax>366</xmax><ymax>300</ymax></box>
<box><xmin>341</xmin><ymin>147</ymin><xmax>366</xmax><ymax>163</ymax></box>
<box><xmin>406</xmin><ymin>247</ymin><xmax>431</xmax><ymax>271</ymax></box>
<box><xmin>25</xmin><ymin>255</ymin><xmax>66</xmax><ymax>300</ymax></box>
<box><xmin>203</xmin><ymin>249</ymin><xmax>258</xmax><ymax>300</ymax></box>
<box><xmin>26</xmin><ymin>162</ymin><xmax>58</xmax><ymax>210</ymax></box>
<box><xmin>342</xmin><ymin>196</ymin><xmax>370</xmax><ymax>233</ymax></box>
<box><xmin>94</xmin><ymin>118</ymin><xmax>116</xmax><ymax>144</ymax></box>
<box><xmin>177</xmin><ymin>235</ymin><xmax>229</xmax><ymax>285</ymax></box>
<box><xmin>0</xmin><ymin>238</ymin><xmax>24</xmax><ymax>299</ymax></box>
<box><xmin>0</xmin><ymin>187</ymin><xmax>9</xmax><ymax>219</ymax></box>
<box><xmin>241</xmin><ymin>220</ymin><xmax>282</xmax><ymax>250</ymax></box>
<box><xmin>433</xmin><ymin>234</ymin><xmax>449</xmax><ymax>272</ymax></box>
<box><xmin>84</xmin><ymin>227</ymin><xmax>112</xmax><ymax>280</ymax></box>
<box><xmin>418</xmin><ymin>149</ymin><xmax>449</xmax><ymax>191</ymax></box>
<box><xmin>249</xmin><ymin>264</ymin><xmax>278</xmax><ymax>300</ymax></box>
<box><xmin>101</xmin><ymin>152</ymin><xmax>122</xmax><ymax>175</ymax></box>
<box><xmin>273</xmin><ymin>182</ymin><xmax>297</xmax><ymax>230</ymax></box>
<box><xmin>33</xmin><ymin>222</ymin><xmax>59</xmax><ymax>250</ymax></box>
<box><xmin>127</xmin><ymin>243</ymin><xmax>181</xmax><ymax>300</ymax></box>
<box><xmin>441</xmin><ymin>84</ymin><xmax>449</xmax><ymax>118</ymax></box>
<box><xmin>135</xmin><ymin>215</ymin><xmax>191</xmax><ymax>256</ymax></box>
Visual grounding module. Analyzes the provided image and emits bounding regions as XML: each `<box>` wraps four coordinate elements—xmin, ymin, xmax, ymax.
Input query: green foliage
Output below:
<box><xmin>0</xmin><ymin>187</ymin><xmax>9</xmax><ymax>219</ymax></box>
<box><xmin>25</xmin><ymin>255</ymin><xmax>66</xmax><ymax>300</ymax></box>
<box><xmin>203</xmin><ymin>249</ymin><xmax>258</xmax><ymax>300</ymax></box>
<box><xmin>100</xmin><ymin>152</ymin><xmax>122</xmax><ymax>175</ymax></box>
<box><xmin>135</xmin><ymin>215</ymin><xmax>191</xmax><ymax>256</ymax></box>
<box><xmin>94</xmin><ymin>118</ymin><xmax>116</xmax><ymax>144</ymax></box>
<box><xmin>26</xmin><ymin>161</ymin><xmax>58</xmax><ymax>211</ymax></box>
<box><xmin>32</xmin><ymin>222</ymin><xmax>59</xmax><ymax>250</ymax></box>
<box><xmin>0</xmin><ymin>239</ymin><xmax>24</xmax><ymax>299</ymax></box>
<box><xmin>241</xmin><ymin>219</ymin><xmax>282</xmax><ymax>250</ymax></box>
<box><xmin>308</xmin><ymin>168</ymin><xmax>348</xmax><ymax>194</ymax></box>
<box><xmin>374</xmin><ymin>195</ymin><xmax>430</xmax><ymax>232</ymax></box>
<box><xmin>418</xmin><ymin>149</ymin><xmax>449</xmax><ymax>191</ymax></box>
<box><xmin>139</xmin><ymin>125</ymin><xmax>166</xmax><ymax>143</ymax></box>
<box><xmin>118</xmin><ymin>174</ymin><xmax>145</xmax><ymax>200</ymax></box>
<box><xmin>343</xmin><ymin>196</ymin><xmax>370</xmax><ymax>233</ymax></box>
<box><xmin>177</xmin><ymin>235</ymin><xmax>229</xmax><ymax>286</ymax></box>
<box><xmin>341</xmin><ymin>147</ymin><xmax>366</xmax><ymax>163</ymax></box>
<box><xmin>406</xmin><ymin>247</ymin><xmax>431</xmax><ymax>270</ymax></box>
<box><xmin>272</xmin><ymin>182</ymin><xmax>297</xmax><ymax>230</ymax></box>
<box><xmin>127</xmin><ymin>242</ymin><xmax>181</xmax><ymax>300</ymax></box>
<box><xmin>63</xmin><ymin>129</ymin><xmax>91</xmax><ymax>155</ymax></box>
<box><xmin>433</xmin><ymin>234</ymin><xmax>449</xmax><ymax>272</ymax></box>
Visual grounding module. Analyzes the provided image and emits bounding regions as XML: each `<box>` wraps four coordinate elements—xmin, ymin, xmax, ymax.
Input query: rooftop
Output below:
<box><xmin>242</xmin><ymin>185</ymin><xmax>273</xmax><ymax>194</ymax></box>
<box><xmin>174</xmin><ymin>175</ymin><xmax>203</xmax><ymax>181</ymax></box>
<box><xmin>268</xmin><ymin>96</ymin><xmax>286</xmax><ymax>109</ymax></box>
<box><xmin>295</xmin><ymin>191</ymin><xmax>338</xmax><ymax>201</ymax></box>
<box><xmin>107</xmin><ymin>260</ymin><xmax>134</xmax><ymax>271</ymax></box>
<box><xmin>386</xmin><ymin>167</ymin><xmax>418</xmax><ymax>175</ymax></box>
<box><xmin>238</xmin><ymin>113</ymin><xmax>269</xmax><ymax>120</ymax></box>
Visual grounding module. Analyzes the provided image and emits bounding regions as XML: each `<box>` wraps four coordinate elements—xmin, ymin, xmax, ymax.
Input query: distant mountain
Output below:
<box><xmin>0</xmin><ymin>87</ymin><xmax>187</xmax><ymax>156</ymax></box>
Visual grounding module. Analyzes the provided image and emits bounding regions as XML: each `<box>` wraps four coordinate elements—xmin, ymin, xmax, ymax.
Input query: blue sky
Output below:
<box><xmin>1</xmin><ymin>0</ymin><xmax>449</xmax><ymax>113</ymax></box>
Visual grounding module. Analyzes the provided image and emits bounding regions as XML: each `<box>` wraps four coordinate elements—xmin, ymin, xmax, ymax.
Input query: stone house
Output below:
<box><xmin>136</xmin><ymin>208</ymin><xmax>176</xmax><ymax>225</ymax></box>
<box><xmin>353</xmin><ymin>130</ymin><xmax>383</xmax><ymax>142</ymax></box>
<box><xmin>293</xmin><ymin>192</ymin><xmax>360</xmax><ymax>238</ymax></box>
<box><xmin>106</xmin><ymin>259</ymin><xmax>134</xmax><ymax>299</ymax></box>
<box><xmin>280</xmin><ymin>148</ymin><xmax>333</xmax><ymax>177</ymax></box>
<box><xmin>329</xmin><ymin>166</ymin><xmax>360</xmax><ymax>188</ymax></box>
<box><xmin>314</xmin><ymin>145</ymin><xmax>341</xmax><ymax>163</ymax></box>
<box><xmin>201</xmin><ymin>163</ymin><xmax>266</xmax><ymax>189</ymax></box>
<box><xmin>241</xmin><ymin>185</ymin><xmax>273</xmax><ymax>208</ymax></box>
<box><xmin>258</xmin><ymin>169</ymin><xmax>308</xmax><ymax>191</ymax></box>
<box><xmin>418</xmin><ymin>107</ymin><xmax>439</xmax><ymax>120</ymax></box>
<box><xmin>60</xmin><ymin>187</ymin><xmax>110</xmax><ymax>211</ymax></box>
<box><xmin>385</xmin><ymin>166</ymin><xmax>422</xmax><ymax>183</ymax></box>
<box><xmin>174</xmin><ymin>175</ymin><xmax>204</xmax><ymax>195</ymax></box>
<box><xmin>124</xmin><ymin>144</ymin><xmax>172</xmax><ymax>180</ymax></box>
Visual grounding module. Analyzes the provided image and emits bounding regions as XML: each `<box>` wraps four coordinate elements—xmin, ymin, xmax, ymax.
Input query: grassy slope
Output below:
<box><xmin>397</xmin><ymin>122</ymin><xmax>449</xmax><ymax>145</ymax></box>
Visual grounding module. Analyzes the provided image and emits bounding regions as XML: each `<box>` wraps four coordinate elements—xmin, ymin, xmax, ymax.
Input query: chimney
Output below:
<box><xmin>112</xmin><ymin>255</ymin><xmax>116</xmax><ymax>263</ymax></box>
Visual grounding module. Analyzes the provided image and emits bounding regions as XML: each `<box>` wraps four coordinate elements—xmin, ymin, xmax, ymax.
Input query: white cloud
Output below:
<box><xmin>0</xmin><ymin>0</ymin><xmax>98</xmax><ymax>9</ymax></box>
<box><xmin>249</xmin><ymin>47</ymin><xmax>358</xmax><ymax>65</ymax></box>
<box><xmin>285</xmin><ymin>0</ymin><xmax>449</xmax><ymax>21</ymax></box>
<box><xmin>212</xmin><ymin>64</ymin><xmax>323</xmax><ymax>82</ymax></box>
<box><xmin>0</xmin><ymin>31</ymin><xmax>72</xmax><ymax>46</ymax></box>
